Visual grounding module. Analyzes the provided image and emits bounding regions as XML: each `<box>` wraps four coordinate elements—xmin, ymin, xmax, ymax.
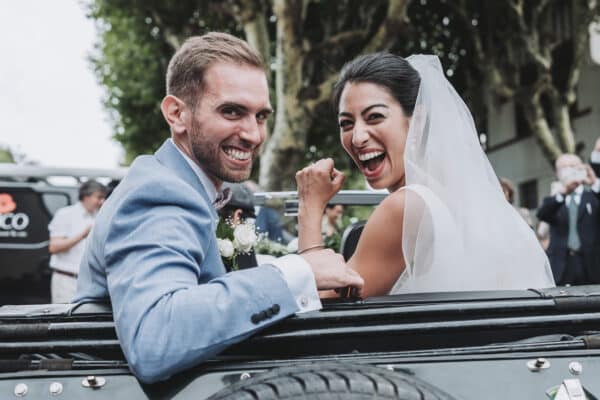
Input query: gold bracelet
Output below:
<box><xmin>298</xmin><ymin>243</ymin><xmax>326</xmax><ymax>255</ymax></box>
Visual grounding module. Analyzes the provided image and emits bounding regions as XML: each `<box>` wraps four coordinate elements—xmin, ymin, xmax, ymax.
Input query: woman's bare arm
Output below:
<box><xmin>346</xmin><ymin>190</ymin><xmax>407</xmax><ymax>298</ymax></box>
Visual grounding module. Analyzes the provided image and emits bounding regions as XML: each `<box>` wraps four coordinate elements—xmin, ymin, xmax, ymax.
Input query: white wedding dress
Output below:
<box><xmin>389</xmin><ymin>55</ymin><xmax>555</xmax><ymax>294</ymax></box>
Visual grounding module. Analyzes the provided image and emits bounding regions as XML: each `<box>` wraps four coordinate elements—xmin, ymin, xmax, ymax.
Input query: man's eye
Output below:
<box><xmin>222</xmin><ymin>108</ymin><xmax>242</xmax><ymax>118</ymax></box>
<box><xmin>256</xmin><ymin>112</ymin><xmax>270</xmax><ymax>122</ymax></box>
<box><xmin>339</xmin><ymin>120</ymin><xmax>353</xmax><ymax>130</ymax></box>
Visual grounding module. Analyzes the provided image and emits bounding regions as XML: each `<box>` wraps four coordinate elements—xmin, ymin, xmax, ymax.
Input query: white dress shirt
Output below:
<box><xmin>172</xmin><ymin>139</ymin><xmax>322</xmax><ymax>312</ymax></box>
<box><xmin>48</xmin><ymin>202</ymin><xmax>96</xmax><ymax>274</ymax></box>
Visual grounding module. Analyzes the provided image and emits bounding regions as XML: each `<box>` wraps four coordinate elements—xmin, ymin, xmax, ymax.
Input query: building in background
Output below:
<box><xmin>486</xmin><ymin>23</ymin><xmax>600</xmax><ymax>212</ymax></box>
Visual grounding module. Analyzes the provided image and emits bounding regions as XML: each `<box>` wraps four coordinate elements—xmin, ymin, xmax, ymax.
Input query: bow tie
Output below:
<box><xmin>213</xmin><ymin>187</ymin><xmax>232</xmax><ymax>210</ymax></box>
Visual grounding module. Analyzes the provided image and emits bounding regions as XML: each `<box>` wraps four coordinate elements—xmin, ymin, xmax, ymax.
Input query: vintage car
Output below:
<box><xmin>0</xmin><ymin>165</ymin><xmax>125</xmax><ymax>305</ymax></box>
<box><xmin>0</xmin><ymin>190</ymin><xmax>598</xmax><ymax>399</ymax></box>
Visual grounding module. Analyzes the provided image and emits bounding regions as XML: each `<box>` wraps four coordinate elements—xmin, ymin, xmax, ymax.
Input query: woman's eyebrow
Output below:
<box><xmin>361</xmin><ymin>104</ymin><xmax>388</xmax><ymax>116</ymax></box>
<box><xmin>338</xmin><ymin>104</ymin><xmax>389</xmax><ymax>118</ymax></box>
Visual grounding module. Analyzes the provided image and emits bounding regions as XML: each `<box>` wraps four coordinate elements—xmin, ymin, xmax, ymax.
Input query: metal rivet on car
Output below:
<box><xmin>240</xmin><ymin>372</ymin><xmax>251</xmax><ymax>380</ymax></box>
<box><xmin>386</xmin><ymin>365</ymin><xmax>395</xmax><ymax>371</ymax></box>
<box><xmin>43</xmin><ymin>309</ymin><xmax>50</xmax><ymax>313</ymax></box>
<box><xmin>569</xmin><ymin>361</ymin><xmax>583</xmax><ymax>375</ymax></box>
<box><xmin>49</xmin><ymin>382</ymin><xmax>63</xmax><ymax>395</ymax></box>
<box><xmin>527</xmin><ymin>357</ymin><xmax>550</xmax><ymax>371</ymax></box>
<box><xmin>559</xmin><ymin>290</ymin><xmax>568</xmax><ymax>295</ymax></box>
<box><xmin>82</xmin><ymin>375</ymin><xmax>106</xmax><ymax>389</ymax></box>
<box><xmin>14</xmin><ymin>383</ymin><xmax>28</xmax><ymax>397</ymax></box>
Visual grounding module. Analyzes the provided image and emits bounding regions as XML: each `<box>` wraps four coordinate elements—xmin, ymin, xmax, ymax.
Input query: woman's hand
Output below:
<box><xmin>295</xmin><ymin>158</ymin><xmax>345</xmax><ymax>213</ymax></box>
<box><xmin>295</xmin><ymin>158</ymin><xmax>345</xmax><ymax>253</ymax></box>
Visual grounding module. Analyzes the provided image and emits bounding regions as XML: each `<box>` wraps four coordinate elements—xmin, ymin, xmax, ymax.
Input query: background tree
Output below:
<box><xmin>0</xmin><ymin>146</ymin><xmax>15</xmax><ymax>163</ymax></box>
<box><xmin>87</xmin><ymin>0</ymin><xmax>598</xmax><ymax>186</ymax></box>
<box><xmin>447</xmin><ymin>0</ymin><xmax>600</xmax><ymax>163</ymax></box>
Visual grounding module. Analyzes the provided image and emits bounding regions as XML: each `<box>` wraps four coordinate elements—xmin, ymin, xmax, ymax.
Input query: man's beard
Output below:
<box><xmin>189</xmin><ymin>119</ymin><xmax>254</xmax><ymax>183</ymax></box>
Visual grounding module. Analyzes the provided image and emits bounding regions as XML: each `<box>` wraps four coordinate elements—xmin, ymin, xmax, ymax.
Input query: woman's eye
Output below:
<box><xmin>339</xmin><ymin>120</ymin><xmax>353</xmax><ymax>130</ymax></box>
<box><xmin>367</xmin><ymin>113</ymin><xmax>384</xmax><ymax>121</ymax></box>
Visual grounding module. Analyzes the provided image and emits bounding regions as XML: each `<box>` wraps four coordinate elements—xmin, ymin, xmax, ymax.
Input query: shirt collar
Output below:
<box><xmin>170</xmin><ymin>138</ymin><xmax>219</xmax><ymax>203</ymax></box>
<box><xmin>573</xmin><ymin>185</ymin><xmax>584</xmax><ymax>197</ymax></box>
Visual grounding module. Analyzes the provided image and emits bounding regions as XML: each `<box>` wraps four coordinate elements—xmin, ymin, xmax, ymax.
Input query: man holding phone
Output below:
<box><xmin>537</xmin><ymin>154</ymin><xmax>600</xmax><ymax>285</ymax></box>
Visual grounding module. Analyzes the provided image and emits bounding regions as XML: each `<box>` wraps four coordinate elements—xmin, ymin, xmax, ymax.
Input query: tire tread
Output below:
<box><xmin>209</xmin><ymin>362</ymin><xmax>457</xmax><ymax>400</ymax></box>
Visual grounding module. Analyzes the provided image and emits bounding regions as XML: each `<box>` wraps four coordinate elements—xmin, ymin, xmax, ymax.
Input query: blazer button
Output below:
<box><xmin>251</xmin><ymin>313</ymin><xmax>261</xmax><ymax>324</ymax></box>
<box><xmin>265</xmin><ymin>308</ymin><xmax>274</xmax><ymax>317</ymax></box>
<box><xmin>271</xmin><ymin>304</ymin><xmax>280</xmax><ymax>315</ymax></box>
<box><xmin>258</xmin><ymin>310</ymin><xmax>268</xmax><ymax>320</ymax></box>
<box><xmin>299</xmin><ymin>296</ymin><xmax>309</xmax><ymax>308</ymax></box>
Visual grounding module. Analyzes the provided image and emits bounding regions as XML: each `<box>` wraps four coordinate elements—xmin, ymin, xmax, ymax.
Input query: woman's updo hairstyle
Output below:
<box><xmin>332</xmin><ymin>52</ymin><xmax>421</xmax><ymax>117</ymax></box>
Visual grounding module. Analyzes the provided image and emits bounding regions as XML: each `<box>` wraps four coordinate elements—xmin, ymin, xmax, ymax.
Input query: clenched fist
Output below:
<box><xmin>295</xmin><ymin>158</ymin><xmax>345</xmax><ymax>213</ymax></box>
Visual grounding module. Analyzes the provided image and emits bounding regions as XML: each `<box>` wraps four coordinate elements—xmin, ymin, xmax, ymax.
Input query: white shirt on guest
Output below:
<box><xmin>48</xmin><ymin>202</ymin><xmax>96</xmax><ymax>274</ymax></box>
<box><xmin>171</xmin><ymin>139</ymin><xmax>322</xmax><ymax>313</ymax></box>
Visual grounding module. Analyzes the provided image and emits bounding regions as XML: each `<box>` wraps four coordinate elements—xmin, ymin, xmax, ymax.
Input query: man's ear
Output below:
<box><xmin>233</xmin><ymin>209</ymin><xmax>244</xmax><ymax>225</ymax></box>
<box><xmin>161</xmin><ymin>95</ymin><xmax>188</xmax><ymax>135</ymax></box>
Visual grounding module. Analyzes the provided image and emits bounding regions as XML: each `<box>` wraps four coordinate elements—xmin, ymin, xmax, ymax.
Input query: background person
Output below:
<box><xmin>322</xmin><ymin>204</ymin><xmax>344</xmax><ymax>238</ymax></box>
<box><xmin>537</xmin><ymin>154</ymin><xmax>600</xmax><ymax>285</ymax></box>
<box><xmin>48</xmin><ymin>180</ymin><xmax>106</xmax><ymax>303</ymax></box>
<box><xmin>499</xmin><ymin>177</ymin><xmax>535</xmax><ymax>229</ymax></box>
<box><xmin>590</xmin><ymin>137</ymin><xmax>600</xmax><ymax>177</ymax></box>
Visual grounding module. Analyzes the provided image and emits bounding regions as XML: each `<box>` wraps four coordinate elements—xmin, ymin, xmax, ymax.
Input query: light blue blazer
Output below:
<box><xmin>74</xmin><ymin>140</ymin><xmax>298</xmax><ymax>383</ymax></box>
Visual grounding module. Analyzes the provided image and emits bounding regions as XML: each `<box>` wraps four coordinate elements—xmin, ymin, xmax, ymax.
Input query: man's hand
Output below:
<box><xmin>301</xmin><ymin>248</ymin><xmax>364</xmax><ymax>293</ymax></box>
<box><xmin>561</xmin><ymin>180</ymin><xmax>580</xmax><ymax>195</ymax></box>
<box><xmin>584</xmin><ymin>164</ymin><xmax>598</xmax><ymax>186</ymax></box>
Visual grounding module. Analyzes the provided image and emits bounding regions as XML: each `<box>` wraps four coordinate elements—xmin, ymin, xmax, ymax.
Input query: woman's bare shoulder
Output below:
<box><xmin>372</xmin><ymin>189</ymin><xmax>406</xmax><ymax>221</ymax></box>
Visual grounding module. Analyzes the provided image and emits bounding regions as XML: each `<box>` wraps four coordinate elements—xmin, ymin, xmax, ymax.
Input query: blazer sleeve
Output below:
<box><xmin>536</xmin><ymin>194</ymin><xmax>564</xmax><ymax>225</ymax></box>
<box><xmin>102</xmin><ymin>182</ymin><xmax>299</xmax><ymax>383</ymax></box>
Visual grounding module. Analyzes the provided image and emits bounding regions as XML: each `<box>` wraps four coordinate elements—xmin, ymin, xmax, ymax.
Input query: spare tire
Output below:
<box><xmin>209</xmin><ymin>362</ymin><xmax>457</xmax><ymax>400</ymax></box>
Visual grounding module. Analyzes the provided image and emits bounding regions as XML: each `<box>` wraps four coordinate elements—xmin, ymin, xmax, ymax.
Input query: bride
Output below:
<box><xmin>295</xmin><ymin>53</ymin><xmax>555</xmax><ymax>297</ymax></box>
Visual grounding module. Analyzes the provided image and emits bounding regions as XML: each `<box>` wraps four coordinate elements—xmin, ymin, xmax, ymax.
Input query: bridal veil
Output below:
<box><xmin>391</xmin><ymin>55</ymin><xmax>555</xmax><ymax>293</ymax></box>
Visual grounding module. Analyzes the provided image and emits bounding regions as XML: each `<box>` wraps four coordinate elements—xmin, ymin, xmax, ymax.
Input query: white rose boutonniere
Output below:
<box><xmin>217</xmin><ymin>238</ymin><xmax>235</xmax><ymax>259</ymax></box>
<box><xmin>233</xmin><ymin>223</ymin><xmax>257</xmax><ymax>253</ymax></box>
<box><xmin>216</xmin><ymin>218</ymin><xmax>258</xmax><ymax>271</ymax></box>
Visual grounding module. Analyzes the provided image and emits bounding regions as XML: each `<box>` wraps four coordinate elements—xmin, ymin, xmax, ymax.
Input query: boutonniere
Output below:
<box><xmin>216</xmin><ymin>218</ymin><xmax>258</xmax><ymax>271</ymax></box>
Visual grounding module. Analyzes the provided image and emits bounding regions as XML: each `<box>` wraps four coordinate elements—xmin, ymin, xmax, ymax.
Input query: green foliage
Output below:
<box><xmin>254</xmin><ymin>236</ymin><xmax>289</xmax><ymax>257</ymax></box>
<box><xmin>86</xmin><ymin>0</ymin><xmax>241</xmax><ymax>163</ymax></box>
<box><xmin>0</xmin><ymin>147</ymin><xmax>15</xmax><ymax>163</ymax></box>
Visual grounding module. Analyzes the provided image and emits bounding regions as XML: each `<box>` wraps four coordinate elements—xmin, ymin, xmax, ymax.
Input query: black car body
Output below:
<box><xmin>1</xmin><ymin>287</ymin><xmax>600</xmax><ymax>399</ymax></box>
<box><xmin>1</xmin><ymin>189</ymin><xmax>598</xmax><ymax>399</ymax></box>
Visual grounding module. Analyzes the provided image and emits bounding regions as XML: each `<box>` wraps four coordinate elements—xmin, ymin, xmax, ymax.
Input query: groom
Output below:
<box><xmin>74</xmin><ymin>32</ymin><xmax>363</xmax><ymax>383</ymax></box>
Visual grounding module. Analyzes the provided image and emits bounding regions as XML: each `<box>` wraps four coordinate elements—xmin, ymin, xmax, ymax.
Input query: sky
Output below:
<box><xmin>0</xmin><ymin>1</ymin><xmax>123</xmax><ymax>168</ymax></box>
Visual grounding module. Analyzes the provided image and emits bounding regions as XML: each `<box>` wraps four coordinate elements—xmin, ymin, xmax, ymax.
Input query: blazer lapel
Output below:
<box><xmin>154</xmin><ymin>139</ymin><xmax>215</xmax><ymax>216</ymax></box>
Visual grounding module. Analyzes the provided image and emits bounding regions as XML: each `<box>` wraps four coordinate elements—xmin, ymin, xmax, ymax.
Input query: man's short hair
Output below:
<box><xmin>79</xmin><ymin>180</ymin><xmax>107</xmax><ymax>201</ymax></box>
<box><xmin>166</xmin><ymin>32</ymin><xmax>265</xmax><ymax>108</ymax></box>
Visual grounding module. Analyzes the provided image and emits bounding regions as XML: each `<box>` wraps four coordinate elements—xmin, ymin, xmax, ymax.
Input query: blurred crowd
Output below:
<box><xmin>501</xmin><ymin>137</ymin><xmax>600</xmax><ymax>287</ymax></box>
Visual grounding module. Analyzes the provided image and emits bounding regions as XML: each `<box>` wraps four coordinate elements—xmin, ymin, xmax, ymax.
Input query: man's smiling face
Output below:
<box><xmin>186</xmin><ymin>62</ymin><xmax>272</xmax><ymax>185</ymax></box>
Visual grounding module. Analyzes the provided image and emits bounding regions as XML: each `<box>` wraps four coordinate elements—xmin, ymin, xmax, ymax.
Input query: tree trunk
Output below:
<box><xmin>259</xmin><ymin>0</ymin><xmax>309</xmax><ymax>190</ymax></box>
<box><xmin>520</xmin><ymin>95</ymin><xmax>562</xmax><ymax>163</ymax></box>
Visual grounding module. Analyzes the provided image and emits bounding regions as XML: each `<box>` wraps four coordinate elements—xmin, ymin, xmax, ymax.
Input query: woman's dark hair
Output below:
<box><xmin>332</xmin><ymin>52</ymin><xmax>421</xmax><ymax>116</ymax></box>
